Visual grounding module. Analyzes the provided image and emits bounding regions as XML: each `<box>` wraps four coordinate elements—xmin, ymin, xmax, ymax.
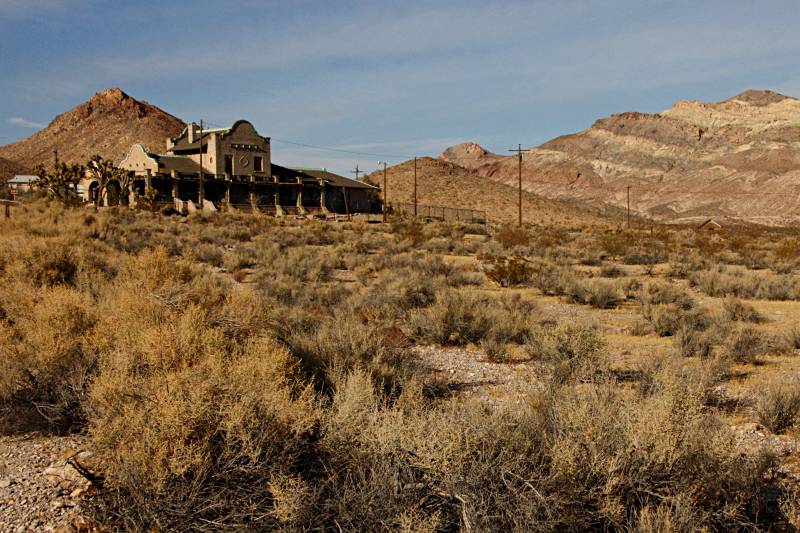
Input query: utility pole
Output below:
<box><xmin>508</xmin><ymin>144</ymin><xmax>525</xmax><ymax>226</ymax></box>
<box><xmin>378</xmin><ymin>161</ymin><xmax>388</xmax><ymax>222</ymax></box>
<box><xmin>198</xmin><ymin>120</ymin><xmax>205</xmax><ymax>207</ymax></box>
<box><xmin>626</xmin><ymin>185</ymin><xmax>631</xmax><ymax>229</ymax></box>
<box><xmin>350</xmin><ymin>164</ymin><xmax>362</xmax><ymax>181</ymax></box>
<box><xmin>413</xmin><ymin>156</ymin><xmax>418</xmax><ymax>218</ymax></box>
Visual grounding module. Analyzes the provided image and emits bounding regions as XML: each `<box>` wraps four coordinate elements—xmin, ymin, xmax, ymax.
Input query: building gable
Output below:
<box><xmin>119</xmin><ymin>144</ymin><xmax>159</xmax><ymax>174</ymax></box>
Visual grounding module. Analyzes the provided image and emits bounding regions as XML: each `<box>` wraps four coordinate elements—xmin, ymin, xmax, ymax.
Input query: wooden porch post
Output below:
<box><xmin>171</xmin><ymin>170</ymin><xmax>178</xmax><ymax>199</ymax></box>
<box><xmin>296</xmin><ymin>177</ymin><xmax>306</xmax><ymax>215</ymax></box>
<box><xmin>273</xmin><ymin>175</ymin><xmax>284</xmax><ymax>217</ymax></box>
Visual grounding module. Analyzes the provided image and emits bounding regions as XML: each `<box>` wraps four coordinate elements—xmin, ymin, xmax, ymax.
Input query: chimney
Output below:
<box><xmin>187</xmin><ymin>122</ymin><xmax>198</xmax><ymax>143</ymax></box>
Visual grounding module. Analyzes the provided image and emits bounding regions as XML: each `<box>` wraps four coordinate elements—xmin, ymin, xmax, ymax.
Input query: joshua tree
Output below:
<box><xmin>32</xmin><ymin>161</ymin><xmax>85</xmax><ymax>203</ymax></box>
<box><xmin>85</xmin><ymin>155</ymin><xmax>132</xmax><ymax>206</ymax></box>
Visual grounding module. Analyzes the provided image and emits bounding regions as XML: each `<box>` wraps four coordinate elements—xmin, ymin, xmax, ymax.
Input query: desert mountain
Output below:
<box><xmin>365</xmin><ymin>157</ymin><xmax>619</xmax><ymax>226</ymax></box>
<box><xmin>0</xmin><ymin>156</ymin><xmax>29</xmax><ymax>182</ymax></box>
<box><xmin>440</xmin><ymin>90</ymin><xmax>800</xmax><ymax>225</ymax></box>
<box><xmin>0</xmin><ymin>88</ymin><xmax>185</xmax><ymax>169</ymax></box>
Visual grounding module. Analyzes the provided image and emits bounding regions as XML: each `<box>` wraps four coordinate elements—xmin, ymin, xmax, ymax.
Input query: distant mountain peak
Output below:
<box><xmin>726</xmin><ymin>89</ymin><xmax>794</xmax><ymax>106</ymax></box>
<box><xmin>439</xmin><ymin>142</ymin><xmax>492</xmax><ymax>161</ymax></box>
<box><xmin>92</xmin><ymin>87</ymin><xmax>130</xmax><ymax>103</ymax></box>
<box><xmin>0</xmin><ymin>88</ymin><xmax>185</xmax><ymax>167</ymax></box>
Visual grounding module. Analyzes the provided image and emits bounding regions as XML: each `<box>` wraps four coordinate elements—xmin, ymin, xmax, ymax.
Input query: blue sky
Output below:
<box><xmin>1</xmin><ymin>0</ymin><xmax>800</xmax><ymax>175</ymax></box>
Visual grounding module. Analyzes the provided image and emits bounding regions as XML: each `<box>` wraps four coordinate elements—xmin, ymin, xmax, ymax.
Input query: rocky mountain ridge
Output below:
<box><xmin>440</xmin><ymin>90</ymin><xmax>800</xmax><ymax>225</ymax></box>
<box><xmin>0</xmin><ymin>88</ymin><xmax>185</xmax><ymax>169</ymax></box>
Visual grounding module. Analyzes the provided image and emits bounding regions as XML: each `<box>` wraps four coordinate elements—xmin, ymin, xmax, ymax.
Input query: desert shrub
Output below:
<box><xmin>258</xmin><ymin>275</ymin><xmax>352</xmax><ymax>309</ymax></box>
<box><xmin>390</xmin><ymin>218</ymin><xmax>427</xmax><ymax>244</ymax></box>
<box><xmin>4</xmin><ymin>240</ymin><xmax>81</xmax><ymax>287</ymax></box>
<box><xmin>578</xmin><ymin>251</ymin><xmax>603</xmax><ymax>266</ymax></box>
<box><xmin>628</xmin><ymin>319</ymin><xmax>653</xmax><ymax>336</ymax></box>
<box><xmin>89</xmin><ymin>336</ymin><xmax>319</xmax><ymax>530</ymax></box>
<box><xmin>525</xmin><ymin>323</ymin><xmax>605</xmax><ymax>384</ymax></box>
<box><xmin>774</xmin><ymin>238</ymin><xmax>800</xmax><ymax>262</ymax></box>
<box><xmin>0</xmin><ymin>285</ymin><xmax>97</xmax><ymax>428</ymax></box>
<box><xmin>599</xmin><ymin>230</ymin><xmax>635</xmax><ymax>258</ymax></box>
<box><xmin>690</xmin><ymin>267</ymin><xmax>800</xmax><ymax>301</ymax></box>
<box><xmin>666</xmin><ymin>249</ymin><xmax>711</xmax><ymax>278</ymax></box>
<box><xmin>722</xmin><ymin>297</ymin><xmax>765</xmax><ymax>323</ymax></box>
<box><xmin>723</xmin><ymin>325</ymin><xmax>766</xmax><ymax>363</ymax></box>
<box><xmin>479</xmin><ymin>254</ymin><xmax>532</xmax><ymax>287</ymax></box>
<box><xmin>582</xmin><ymin>279</ymin><xmax>622</xmax><ymax>309</ymax></box>
<box><xmin>410</xmin><ymin>291</ymin><xmax>494</xmax><ymax>345</ymax></box>
<box><xmin>777</xmin><ymin>325</ymin><xmax>800</xmax><ymax>353</ymax></box>
<box><xmin>599</xmin><ymin>264</ymin><xmax>625</xmax><ymax>278</ymax></box>
<box><xmin>350</xmin><ymin>270</ymin><xmax>439</xmax><ymax>321</ymax></box>
<box><xmin>222</xmin><ymin>246</ymin><xmax>258</xmax><ymax>271</ymax></box>
<box><xmin>488</xmin><ymin>294</ymin><xmax>539</xmax><ymax>344</ymax></box>
<box><xmin>541</xmin><ymin>380</ymin><xmax>774</xmax><ymax>530</ymax></box>
<box><xmin>410</xmin><ymin>291</ymin><xmax>537</xmax><ymax>346</ymax></box>
<box><xmin>781</xmin><ymin>486</ymin><xmax>800</xmax><ymax>529</ymax></box>
<box><xmin>693</xmin><ymin>233</ymin><xmax>725</xmax><ymax>256</ymax></box>
<box><xmin>279</xmin><ymin>311</ymin><xmax>416</xmax><ymax>392</ymax></box>
<box><xmin>414</xmin><ymin>254</ymin><xmax>460</xmax><ymax>279</ymax></box>
<box><xmin>639</xmin><ymin>280</ymin><xmax>694</xmax><ymax>309</ymax></box>
<box><xmin>481</xmin><ymin>338</ymin><xmax>511</xmax><ymax>363</ymax></box>
<box><xmin>623</xmin><ymin>244</ymin><xmax>667</xmax><ymax>265</ymax></box>
<box><xmin>275</xmin><ymin>246</ymin><xmax>339</xmax><ymax>282</ymax></box>
<box><xmin>673</xmin><ymin>321</ymin><xmax>717</xmax><ymax>358</ymax></box>
<box><xmin>189</xmin><ymin>242</ymin><xmax>224</xmax><ymax>266</ymax></box>
<box><xmin>565</xmin><ymin>278</ymin><xmax>622</xmax><ymax>309</ymax></box>
<box><xmin>494</xmin><ymin>224</ymin><xmax>530</xmax><ymax>248</ymax></box>
<box><xmin>532</xmin><ymin>261</ymin><xmax>573</xmax><ymax>295</ymax></box>
<box><xmin>753</xmin><ymin>381</ymin><xmax>800</xmax><ymax>434</ymax></box>
<box><xmin>644</xmin><ymin>304</ymin><xmax>711</xmax><ymax>337</ymax></box>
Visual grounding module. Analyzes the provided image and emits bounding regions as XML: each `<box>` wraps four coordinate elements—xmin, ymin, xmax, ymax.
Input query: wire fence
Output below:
<box><xmin>392</xmin><ymin>202</ymin><xmax>487</xmax><ymax>224</ymax></box>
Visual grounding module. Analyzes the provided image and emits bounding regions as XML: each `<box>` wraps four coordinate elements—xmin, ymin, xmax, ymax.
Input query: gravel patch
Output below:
<box><xmin>0</xmin><ymin>434</ymin><xmax>94</xmax><ymax>532</ymax></box>
<box><xmin>414</xmin><ymin>344</ymin><xmax>540</xmax><ymax>401</ymax></box>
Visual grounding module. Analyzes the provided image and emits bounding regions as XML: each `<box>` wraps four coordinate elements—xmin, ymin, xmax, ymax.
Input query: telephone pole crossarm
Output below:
<box><xmin>350</xmin><ymin>164</ymin><xmax>362</xmax><ymax>181</ymax></box>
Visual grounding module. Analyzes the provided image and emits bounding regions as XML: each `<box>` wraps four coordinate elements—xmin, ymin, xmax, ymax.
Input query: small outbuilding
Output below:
<box><xmin>7</xmin><ymin>175</ymin><xmax>37</xmax><ymax>200</ymax></box>
<box><xmin>697</xmin><ymin>218</ymin><xmax>723</xmax><ymax>232</ymax></box>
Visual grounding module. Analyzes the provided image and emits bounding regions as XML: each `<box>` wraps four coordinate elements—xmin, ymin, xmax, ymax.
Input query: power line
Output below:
<box><xmin>271</xmin><ymin>138</ymin><xmax>412</xmax><ymax>160</ymax></box>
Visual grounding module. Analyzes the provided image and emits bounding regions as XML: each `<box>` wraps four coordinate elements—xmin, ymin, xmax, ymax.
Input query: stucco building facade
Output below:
<box><xmin>82</xmin><ymin>120</ymin><xmax>379</xmax><ymax>215</ymax></box>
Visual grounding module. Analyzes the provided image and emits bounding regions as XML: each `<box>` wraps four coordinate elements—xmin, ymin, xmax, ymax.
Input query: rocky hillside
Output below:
<box><xmin>440</xmin><ymin>90</ymin><xmax>800</xmax><ymax>225</ymax></box>
<box><xmin>0</xmin><ymin>88</ymin><xmax>185</xmax><ymax>169</ymax></box>
<box><xmin>0</xmin><ymin>156</ymin><xmax>29</xmax><ymax>182</ymax></box>
<box><xmin>365</xmin><ymin>157</ymin><xmax>620</xmax><ymax>226</ymax></box>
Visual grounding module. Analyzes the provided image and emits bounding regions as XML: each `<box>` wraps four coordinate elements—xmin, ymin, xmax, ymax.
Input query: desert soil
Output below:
<box><xmin>0</xmin><ymin>433</ymin><xmax>93</xmax><ymax>533</ymax></box>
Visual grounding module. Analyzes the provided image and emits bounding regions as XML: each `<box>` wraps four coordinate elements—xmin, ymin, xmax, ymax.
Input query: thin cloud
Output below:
<box><xmin>8</xmin><ymin>117</ymin><xmax>46</xmax><ymax>129</ymax></box>
<box><xmin>0</xmin><ymin>0</ymin><xmax>89</xmax><ymax>17</ymax></box>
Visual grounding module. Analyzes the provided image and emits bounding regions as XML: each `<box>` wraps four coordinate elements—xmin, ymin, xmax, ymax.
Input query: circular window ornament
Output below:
<box><xmin>239</xmin><ymin>155</ymin><xmax>250</xmax><ymax>168</ymax></box>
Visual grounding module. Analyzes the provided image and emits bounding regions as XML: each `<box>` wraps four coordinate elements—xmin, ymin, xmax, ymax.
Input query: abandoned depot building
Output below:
<box><xmin>88</xmin><ymin>120</ymin><xmax>380</xmax><ymax>215</ymax></box>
